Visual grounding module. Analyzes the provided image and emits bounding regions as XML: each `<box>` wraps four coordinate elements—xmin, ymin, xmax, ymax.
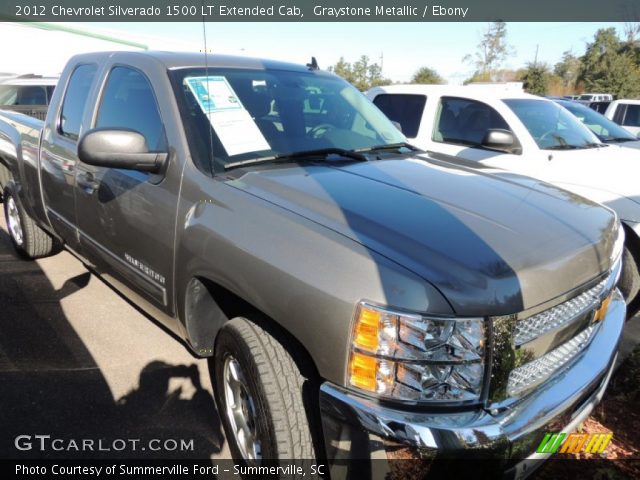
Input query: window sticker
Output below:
<box><xmin>184</xmin><ymin>76</ymin><xmax>270</xmax><ymax>156</ymax></box>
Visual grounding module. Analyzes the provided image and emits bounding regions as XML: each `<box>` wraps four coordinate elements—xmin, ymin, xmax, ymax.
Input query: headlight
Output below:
<box><xmin>348</xmin><ymin>302</ymin><xmax>486</xmax><ymax>404</ymax></box>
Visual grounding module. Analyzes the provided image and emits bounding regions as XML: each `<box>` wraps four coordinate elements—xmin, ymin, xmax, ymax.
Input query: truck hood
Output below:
<box><xmin>544</xmin><ymin>144</ymin><xmax>640</xmax><ymax>213</ymax></box>
<box><xmin>610</xmin><ymin>140</ymin><xmax>640</xmax><ymax>150</ymax></box>
<box><xmin>227</xmin><ymin>157</ymin><xmax>618</xmax><ymax>316</ymax></box>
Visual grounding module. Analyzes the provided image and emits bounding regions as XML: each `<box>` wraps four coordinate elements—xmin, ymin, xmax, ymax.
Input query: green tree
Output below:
<box><xmin>463</xmin><ymin>21</ymin><xmax>514</xmax><ymax>82</ymax></box>
<box><xmin>410</xmin><ymin>66</ymin><xmax>445</xmax><ymax>84</ymax></box>
<box><xmin>463</xmin><ymin>68</ymin><xmax>523</xmax><ymax>85</ymax></box>
<box><xmin>621</xmin><ymin>22</ymin><xmax>640</xmax><ymax>64</ymax></box>
<box><xmin>554</xmin><ymin>50</ymin><xmax>581</xmax><ymax>89</ymax></box>
<box><xmin>331</xmin><ymin>57</ymin><xmax>352</xmax><ymax>82</ymax></box>
<box><xmin>329</xmin><ymin>55</ymin><xmax>390</xmax><ymax>91</ymax></box>
<box><xmin>521</xmin><ymin>62</ymin><xmax>551</xmax><ymax>95</ymax></box>
<box><xmin>578</xmin><ymin>28</ymin><xmax>640</xmax><ymax>98</ymax></box>
<box><xmin>463</xmin><ymin>71</ymin><xmax>491</xmax><ymax>85</ymax></box>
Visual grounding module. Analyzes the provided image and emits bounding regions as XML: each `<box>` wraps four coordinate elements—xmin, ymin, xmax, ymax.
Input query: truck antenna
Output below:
<box><xmin>201</xmin><ymin>4</ymin><xmax>215</xmax><ymax>177</ymax></box>
<box><xmin>307</xmin><ymin>57</ymin><xmax>319</xmax><ymax>71</ymax></box>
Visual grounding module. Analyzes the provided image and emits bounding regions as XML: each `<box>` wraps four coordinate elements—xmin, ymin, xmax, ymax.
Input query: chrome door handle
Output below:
<box><xmin>77</xmin><ymin>171</ymin><xmax>99</xmax><ymax>194</ymax></box>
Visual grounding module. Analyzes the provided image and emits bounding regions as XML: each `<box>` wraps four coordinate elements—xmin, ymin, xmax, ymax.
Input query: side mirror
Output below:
<box><xmin>481</xmin><ymin>129</ymin><xmax>518</xmax><ymax>153</ymax></box>
<box><xmin>77</xmin><ymin>128</ymin><xmax>167</xmax><ymax>173</ymax></box>
<box><xmin>391</xmin><ymin>121</ymin><xmax>403</xmax><ymax>133</ymax></box>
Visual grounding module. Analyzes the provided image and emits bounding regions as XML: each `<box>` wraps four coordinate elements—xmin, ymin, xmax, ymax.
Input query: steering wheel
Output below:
<box><xmin>538</xmin><ymin>129</ymin><xmax>556</xmax><ymax>140</ymax></box>
<box><xmin>537</xmin><ymin>129</ymin><xmax>558</xmax><ymax>146</ymax></box>
<box><xmin>307</xmin><ymin>123</ymin><xmax>335</xmax><ymax>139</ymax></box>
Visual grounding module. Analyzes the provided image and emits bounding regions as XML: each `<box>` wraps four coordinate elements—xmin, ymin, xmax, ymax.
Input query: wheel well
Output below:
<box><xmin>190</xmin><ymin>278</ymin><xmax>328</xmax><ymax>463</ymax></box>
<box><xmin>184</xmin><ymin>276</ymin><xmax>320</xmax><ymax>380</ymax></box>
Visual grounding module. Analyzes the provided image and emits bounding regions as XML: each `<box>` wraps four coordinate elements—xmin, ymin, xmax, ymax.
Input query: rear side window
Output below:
<box><xmin>433</xmin><ymin>96</ymin><xmax>510</xmax><ymax>146</ymax></box>
<box><xmin>373</xmin><ymin>94</ymin><xmax>426</xmax><ymax>138</ymax></box>
<box><xmin>0</xmin><ymin>85</ymin><xmax>48</xmax><ymax>106</ymax></box>
<box><xmin>95</xmin><ymin>66</ymin><xmax>166</xmax><ymax>151</ymax></box>
<box><xmin>590</xmin><ymin>102</ymin><xmax>610</xmax><ymax>114</ymax></box>
<box><xmin>59</xmin><ymin>64</ymin><xmax>97</xmax><ymax>140</ymax></box>
<box><xmin>622</xmin><ymin>104</ymin><xmax>640</xmax><ymax>127</ymax></box>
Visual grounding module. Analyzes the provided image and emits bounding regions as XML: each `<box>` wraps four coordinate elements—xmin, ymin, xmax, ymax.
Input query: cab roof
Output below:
<box><xmin>68</xmin><ymin>50</ymin><xmax>320</xmax><ymax>74</ymax></box>
<box><xmin>368</xmin><ymin>83</ymin><xmax>541</xmax><ymax>101</ymax></box>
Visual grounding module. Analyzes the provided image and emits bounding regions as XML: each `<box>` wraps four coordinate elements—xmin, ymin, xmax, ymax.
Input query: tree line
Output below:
<box><xmin>330</xmin><ymin>22</ymin><xmax>640</xmax><ymax>98</ymax></box>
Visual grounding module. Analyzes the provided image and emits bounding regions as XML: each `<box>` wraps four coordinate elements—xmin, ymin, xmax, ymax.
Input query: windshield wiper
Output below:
<box><xmin>354</xmin><ymin>142</ymin><xmax>422</xmax><ymax>154</ymax></box>
<box><xmin>546</xmin><ymin>142</ymin><xmax>607</xmax><ymax>151</ymax></box>
<box><xmin>545</xmin><ymin>144</ymin><xmax>582</xmax><ymax>150</ymax></box>
<box><xmin>224</xmin><ymin>148</ymin><xmax>367</xmax><ymax>171</ymax></box>
<box><xmin>609</xmin><ymin>137</ymin><xmax>636</xmax><ymax>143</ymax></box>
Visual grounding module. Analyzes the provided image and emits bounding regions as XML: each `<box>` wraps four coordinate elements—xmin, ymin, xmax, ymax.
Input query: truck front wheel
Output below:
<box><xmin>212</xmin><ymin>317</ymin><xmax>316</xmax><ymax>470</ymax></box>
<box><xmin>3</xmin><ymin>184</ymin><xmax>56</xmax><ymax>259</ymax></box>
<box><xmin>619</xmin><ymin>243</ymin><xmax>640</xmax><ymax>318</ymax></box>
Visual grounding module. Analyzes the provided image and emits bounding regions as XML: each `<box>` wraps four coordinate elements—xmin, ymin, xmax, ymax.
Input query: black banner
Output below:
<box><xmin>4</xmin><ymin>458</ymin><xmax>640</xmax><ymax>479</ymax></box>
<box><xmin>2</xmin><ymin>0</ymin><xmax>640</xmax><ymax>22</ymax></box>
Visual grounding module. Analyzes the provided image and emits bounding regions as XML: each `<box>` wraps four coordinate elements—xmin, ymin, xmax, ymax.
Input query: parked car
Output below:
<box><xmin>604</xmin><ymin>99</ymin><xmax>640</xmax><ymax>137</ymax></box>
<box><xmin>577</xmin><ymin>93</ymin><xmax>614</xmax><ymax>102</ymax></box>
<box><xmin>367</xmin><ymin>84</ymin><xmax>640</xmax><ymax>311</ymax></box>
<box><xmin>585</xmin><ymin>100</ymin><xmax>612</xmax><ymax>114</ymax></box>
<box><xmin>553</xmin><ymin>99</ymin><xmax>640</xmax><ymax>148</ymax></box>
<box><xmin>0</xmin><ymin>52</ymin><xmax>626</xmax><ymax>478</ymax></box>
<box><xmin>0</xmin><ymin>74</ymin><xmax>58</xmax><ymax>120</ymax></box>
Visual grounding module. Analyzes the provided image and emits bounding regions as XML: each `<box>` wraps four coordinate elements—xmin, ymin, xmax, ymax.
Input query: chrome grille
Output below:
<box><xmin>513</xmin><ymin>277</ymin><xmax>607</xmax><ymax>346</ymax></box>
<box><xmin>507</xmin><ymin>324</ymin><xmax>598</xmax><ymax>396</ymax></box>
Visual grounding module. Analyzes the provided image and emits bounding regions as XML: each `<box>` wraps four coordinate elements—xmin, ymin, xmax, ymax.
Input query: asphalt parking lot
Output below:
<box><xmin>1</xmin><ymin>213</ymin><xmax>639</xmax><ymax>466</ymax></box>
<box><xmin>0</xmin><ymin>215</ymin><xmax>230</xmax><ymax>461</ymax></box>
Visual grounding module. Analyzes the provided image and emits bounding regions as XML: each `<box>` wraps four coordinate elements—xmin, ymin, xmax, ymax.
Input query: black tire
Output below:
<box><xmin>619</xmin><ymin>244</ymin><xmax>640</xmax><ymax>318</ymax></box>
<box><xmin>618</xmin><ymin>245</ymin><xmax>640</xmax><ymax>318</ymax></box>
<box><xmin>3</xmin><ymin>183</ymin><xmax>56</xmax><ymax>259</ymax></box>
<box><xmin>212</xmin><ymin>317</ymin><xmax>316</xmax><ymax>470</ymax></box>
<box><xmin>0</xmin><ymin>162</ymin><xmax>12</xmax><ymax>202</ymax></box>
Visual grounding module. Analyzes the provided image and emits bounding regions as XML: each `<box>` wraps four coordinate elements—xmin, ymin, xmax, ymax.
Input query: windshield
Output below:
<box><xmin>578</xmin><ymin>94</ymin><xmax>594</xmax><ymax>101</ymax></box>
<box><xmin>503</xmin><ymin>98</ymin><xmax>600</xmax><ymax>149</ymax></box>
<box><xmin>560</xmin><ymin>101</ymin><xmax>636</xmax><ymax>142</ymax></box>
<box><xmin>0</xmin><ymin>86</ymin><xmax>17</xmax><ymax>104</ymax></box>
<box><xmin>171</xmin><ymin>67</ymin><xmax>406</xmax><ymax>173</ymax></box>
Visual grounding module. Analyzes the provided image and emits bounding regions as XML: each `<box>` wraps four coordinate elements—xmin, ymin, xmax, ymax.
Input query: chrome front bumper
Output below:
<box><xmin>319</xmin><ymin>289</ymin><xmax>626</xmax><ymax>479</ymax></box>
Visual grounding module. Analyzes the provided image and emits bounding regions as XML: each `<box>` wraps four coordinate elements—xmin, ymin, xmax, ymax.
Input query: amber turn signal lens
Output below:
<box><xmin>349</xmin><ymin>351</ymin><xmax>378</xmax><ymax>391</ymax></box>
<box><xmin>353</xmin><ymin>306</ymin><xmax>381</xmax><ymax>352</ymax></box>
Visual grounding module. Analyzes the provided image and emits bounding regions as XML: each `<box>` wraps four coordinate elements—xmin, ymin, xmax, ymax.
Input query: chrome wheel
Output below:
<box><xmin>223</xmin><ymin>355</ymin><xmax>262</xmax><ymax>462</ymax></box>
<box><xmin>6</xmin><ymin>196</ymin><xmax>23</xmax><ymax>246</ymax></box>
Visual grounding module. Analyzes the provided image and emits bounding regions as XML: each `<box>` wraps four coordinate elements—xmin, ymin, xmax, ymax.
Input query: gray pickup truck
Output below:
<box><xmin>0</xmin><ymin>51</ymin><xmax>627</xmax><ymax>477</ymax></box>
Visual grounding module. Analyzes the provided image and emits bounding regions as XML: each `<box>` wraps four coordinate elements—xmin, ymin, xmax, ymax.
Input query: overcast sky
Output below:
<box><xmin>1</xmin><ymin>21</ymin><xmax>627</xmax><ymax>83</ymax></box>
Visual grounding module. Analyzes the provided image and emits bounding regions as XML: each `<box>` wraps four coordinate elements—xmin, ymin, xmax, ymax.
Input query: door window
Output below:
<box><xmin>622</xmin><ymin>104</ymin><xmax>640</xmax><ymax>128</ymax></box>
<box><xmin>433</xmin><ymin>97</ymin><xmax>510</xmax><ymax>146</ymax></box>
<box><xmin>59</xmin><ymin>64</ymin><xmax>98</xmax><ymax>140</ymax></box>
<box><xmin>96</xmin><ymin>66</ymin><xmax>166</xmax><ymax>151</ymax></box>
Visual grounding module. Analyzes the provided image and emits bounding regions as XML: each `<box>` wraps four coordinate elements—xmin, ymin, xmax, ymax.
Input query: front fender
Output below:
<box><xmin>173</xmin><ymin>182</ymin><xmax>453</xmax><ymax>386</ymax></box>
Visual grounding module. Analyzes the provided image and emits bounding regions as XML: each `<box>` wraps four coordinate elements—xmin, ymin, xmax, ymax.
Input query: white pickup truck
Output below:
<box><xmin>604</xmin><ymin>99</ymin><xmax>640</xmax><ymax>137</ymax></box>
<box><xmin>367</xmin><ymin>84</ymin><xmax>640</xmax><ymax>312</ymax></box>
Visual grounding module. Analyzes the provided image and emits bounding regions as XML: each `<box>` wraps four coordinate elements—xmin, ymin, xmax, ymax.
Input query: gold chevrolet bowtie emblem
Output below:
<box><xmin>593</xmin><ymin>294</ymin><xmax>613</xmax><ymax>324</ymax></box>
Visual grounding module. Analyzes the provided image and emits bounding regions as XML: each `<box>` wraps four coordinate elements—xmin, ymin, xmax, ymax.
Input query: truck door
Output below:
<box><xmin>40</xmin><ymin>63</ymin><xmax>97</xmax><ymax>247</ymax></box>
<box><xmin>75</xmin><ymin>65</ymin><xmax>177</xmax><ymax>314</ymax></box>
<box><xmin>428</xmin><ymin>96</ymin><xmax>525</xmax><ymax>168</ymax></box>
